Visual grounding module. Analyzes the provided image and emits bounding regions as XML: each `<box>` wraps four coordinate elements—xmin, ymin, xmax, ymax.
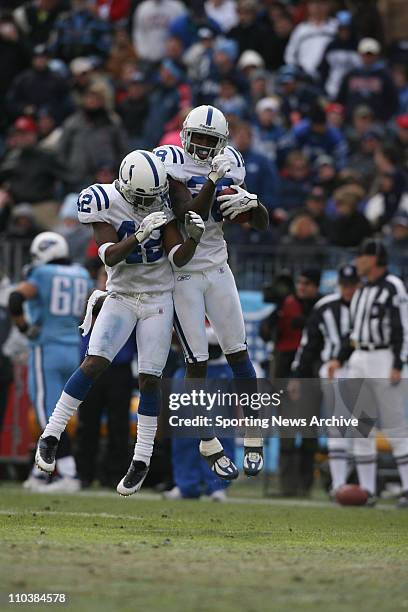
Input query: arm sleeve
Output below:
<box><xmin>389</xmin><ymin>280</ymin><xmax>408</xmax><ymax>370</ymax></box>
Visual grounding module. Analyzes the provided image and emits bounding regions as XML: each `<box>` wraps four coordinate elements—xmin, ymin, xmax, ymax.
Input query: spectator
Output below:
<box><xmin>36</xmin><ymin>107</ymin><xmax>62</xmax><ymax>152</ymax></box>
<box><xmin>391</xmin><ymin>63</ymin><xmax>408</xmax><ymax>115</ymax></box>
<box><xmin>277</xmin><ymin>150</ymin><xmax>312</xmax><ymax>214</ymax></box>
<box><xmin>281</xmin><ymin>213</ymin><xmax>326</xmax><ymax>250</ymax></box>
<box><xmin>96</xmin><ymin>0</ymin><xmax>131</xmax><ymax>22</ymax></box>
<box><xmin>142</xmin><ymin>59</ymin><xmax>191</xmax><ymax>149</ymax></box>
<box><xmin>345</xmin><ymin>104</ymin><xmax>377</xmax><ymax>154</ymax></box>
<box><xmin>348</xmin><ymin>128</ymin><xmax>382</xmax><ymax>190</ymax></box>
<box><xmin>0</xmin><ymin>13</ymin><xmax>30</xmax><ymax>133</ymax></box>
<box><xmin>314</xmin><ymin>154</ymin><xmax>337</xmax><ymax>194</ymax></box>
<box><xmin>297</xmin><ymin>183</ymin><xmax>330</xmax><ymax>237</ymax></box>
<box><xmin>390</xmin><ymin>114</ymin><xmax>408</xmax><ymax>173</ymax></box>
<box><xmin>258</xmin><ymin>2</ymin><xmax>294</xmax><ymax>71</ymax></box>
<box><xmin>49</xmin><ymin>0</ymin><xmax>112</xmax><ymax>62</ymax></box>
<box><xmin>248</xmin><ymin>69</ymin><xmax>272</xmax><ymax>109</ymax></box>
<box><xmin>237</xmin><ymin>49</ymin><xmax>265</xmax><ymax>79</ymax></box>
<box><xmin>327</xmin><ymin>185</ymin><xmax>372</xmax><ymax>247</ymax></box>
<box><xmin>58</xmin><ymin>84</ymin><xmax>128</xmax><ymax>191</ymax></box>
<box><xmin>6</xmin><ymin>44</ymin><xmax>72</xmax><ymax>125</ymax></box>
<box><xmin>325</xmin><ymin>102</ymin><xmax>345</xmax><ymax>130</ymax></box>
<box><xmin>284</xmin><ymin>0</ymin><xmax>336</xmax><ymax>79</ymax></box>
<box><xmin>0</xmin><ymin>117</ymin><xmax>69</xmax><ymax>228</ymax></box>
<box><xmin>365</xmin><ymin>172</ymin><xmax>408</xmax><ymax>232</ymax></box>
<box><xmin>278</xmin><ymin>101</ymin><xmax>348</xmax><ymax>170</ymax></box>
<box><xmin>232</xmin><ymin>121</ymin><xmax>280</xmax><ymax>209</ymax></box>
<box><xmin>169</xmin><ymin>0</ymin><xmax>221</xmax><ymax>50</ymax></box>
<box><xmin>205</xmin><ymin>0</ymin><xmax>238</xmax><ymax>33</ymax></box>
<box><xmin>116</xmin><ymin>72</ymin><xmax>150</xmax><ymax>149</ymax></box>
<box><xmin>214</xmin><ymin>76</ymin><xmax>246</xmax><ymax>119</ymax></box>
<box><xmin>228</xmin><ymin>0</ymin><xmax>269</xmax><ymax>58</ymax></box>
<box><xmin>251</xmin><ymin>97</ymin><xmax>285</xmax><ymax>163</ymax></box>
<box><xmin>386</xmin><ymin>212</ymin><xmax>408</xmax><ymax>267</ymax></box>
<box><xmin>132</xmin><ymin>0</ymin><xmax>186</xmax><ymax>63</ymax></box>
<box><xmin>337</xmin><ymin>38</ymin><xmax>399</xmax><ymax>122</ymax></box>
<box><xmin>318</xmin><ymin>10</ymin><xmax>360</xmax><ymax>99</ymax></box>
<box><xmin>13</xmin><ymin>0</ymin><xmax>62</xmax><ymax>48</ymax></box>
<box><xmin>54</xmin><ymin>193</ymin><xmax>92</xmax><ymax>264</ymax></box>
<box><xmin>275</xmin><ymin>64</ymin><xmax>322</xmax><ymax>125</ymax></box>
<box><xmin>70</xmin><ymin>57</ymin><xmax>114</xmax><ymax>112</ymax></box>
<box><xmin>105</xmin><ymin>24</ymin><xmax>138</xmax><ymax>82</ymax></box>
<box><xmin>200</xmin><ymin>38</ymin><xmax>243</xmax><ymax>105</ymax></box>
<box><xmin>164</xmin><ymin>36</ymin><xmax>186</xmax><ymax>69</ymax></box>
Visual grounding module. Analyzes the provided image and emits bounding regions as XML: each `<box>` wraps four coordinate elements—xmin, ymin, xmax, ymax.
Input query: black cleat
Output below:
<box><xmin>201</xmin><ymin>450</ymin><xmax>239</xmax><ymax>480</ymax></box>
<box><xmin>117</xmin><ymin>460</ymin><xmax>149</xmax><ymax>496</ymax></box>
<box><xmin>364</xmin><ymin>491</ymin><xmax>377</xmax><ymax>507</ymax></box>
<box><xmin>35</xmin><ymin>436</ymin><xmax>58</xmax><ymax>473</ymax></box>
<box><xmin>243</xmin><ymin>447</ymin><xmax>264</xmax><ymax>477</ymax></box>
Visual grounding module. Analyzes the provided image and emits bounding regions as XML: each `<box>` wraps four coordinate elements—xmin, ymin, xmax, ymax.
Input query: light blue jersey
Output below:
<box><xmin>25</xmin><ymin>262</ymin><xmax>93</xmax><ymax>425</ymax></box>
<box><xmin>26</xmin><ymin>264</ymin><xmax>92</xmax><ymax>346</ymax></box>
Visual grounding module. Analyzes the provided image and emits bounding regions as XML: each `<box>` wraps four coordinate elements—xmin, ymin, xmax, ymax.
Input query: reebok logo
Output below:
<box><xmin>177</xmin><ymin>274</ymin><xmax>191</xmax><ymax>281</ymax></box>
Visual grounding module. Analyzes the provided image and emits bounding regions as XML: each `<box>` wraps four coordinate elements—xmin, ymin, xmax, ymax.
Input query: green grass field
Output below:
<box><xmin>1</xmin><ymin>484</ymin><xmax>408</xmax><ymax>612</ymax></box>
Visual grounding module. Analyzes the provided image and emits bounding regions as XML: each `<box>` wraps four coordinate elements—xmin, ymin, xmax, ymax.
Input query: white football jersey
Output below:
<box><xmin>153</xmin><ymin>144</ymin><xmax>246</xmax><ymax>272</ymax></box>
<box><xmin>77</xmin><ymin>182</ymin><xmax>175</xmax><ymax>294</ymax></box>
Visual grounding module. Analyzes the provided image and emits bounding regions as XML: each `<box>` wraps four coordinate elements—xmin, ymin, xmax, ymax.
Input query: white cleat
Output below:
<box><xmin>38</xmin><ymin>476</ymin><xmax>81</xmax><ymax>493</ymax></box>
<box><xmin>35</xmin><ymin>435</ymin><xmax>58</xmax><ymax>473</ymax></box>
<box><xmin>22</xmin><ymin>474</ymin><xmax>51</xmax><ymax>492</ymax></box>
<box><xmin>208</xmin><ymin>489</ymin><xmax>228</xmax><ymax>502</ymax></box>
<box><xmin>162</xmin><ymin>486</ymin><xmax>182</xmax><ymax>500</ymax></box>
<box><xmin>117</xmin><ymin>460</ymin><xmax>149</xmax><ymax>496</ymax></box>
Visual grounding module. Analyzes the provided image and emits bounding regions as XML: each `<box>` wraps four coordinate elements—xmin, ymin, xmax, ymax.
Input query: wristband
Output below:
<box><xmin>98</xmin><ymin>242</ymin><xmax>115</xmax><ymax>265</ymax></box>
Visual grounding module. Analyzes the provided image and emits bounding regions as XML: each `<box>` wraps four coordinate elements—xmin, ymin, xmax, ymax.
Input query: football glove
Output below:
<box><xmin>135</xmin><ymin>211</ymin><xmax>167</xmax><ymax>243</ymax></box>
<box><xmin>218</xmin><ymin>185</ymin><xmax>258</xmax><ymax>220</ymax></box>
<box><xmin>185</xmin><ymin>211</ymin><xmax>205</xmax><ymax>244</ymax></box>
<box><xmin>207</xmin><ymin>152</ymin><xmax>231</xmax><ymax>185</ymax></box>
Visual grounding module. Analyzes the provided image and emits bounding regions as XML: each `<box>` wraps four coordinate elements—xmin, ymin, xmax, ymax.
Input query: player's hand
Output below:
<box><xmin>218</xmin><ymin>185</ymin><xmax>258</xmax><ymax>220</ymax></box>
<box><xmin>207</xmin><ymin>153</ymin><xmax>231</xmax><ymax>185</ymax></box>
<box><xmin>390</xmin><ymin>368</ymin><xmax>402</xmax><ymax>385</ymax></box>
<box><xmin>185</xmin><ymin>211</ymin><xmax>204</xmax><ymax>244</ymax></box>
<box><xmin>327</xmin><ymin>359</ymin><xmax>341</xmax><ymax>379</ymax></box>
<box><xmin>135</xmin><ymin>211</ymin><xmax>167</xmax><ymax>243</ymax></box>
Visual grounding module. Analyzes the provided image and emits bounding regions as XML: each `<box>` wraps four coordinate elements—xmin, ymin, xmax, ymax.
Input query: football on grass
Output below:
<box><xmin>218</xmin><ymin>187</ymin><xmax>251</xmax><ymax>224</ymax></box>
<box><xmin>335</xmin><ymin>484</ymin><xmax>369</xmax><ymax>506</ymax></box>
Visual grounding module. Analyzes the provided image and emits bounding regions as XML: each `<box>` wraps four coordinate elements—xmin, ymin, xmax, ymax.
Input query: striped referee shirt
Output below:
<box><xmin>292</xmin><ymin>293</ymin><xmax>351</xmax><ymax>377</ymax></box>
<box><xmin>339</xmin><ymin>273</ymin><xmax>408</xmax><ymax>370</ymax></box>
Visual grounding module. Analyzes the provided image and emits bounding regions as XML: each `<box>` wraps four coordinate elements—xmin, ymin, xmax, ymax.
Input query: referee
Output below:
<box><xmin>292</xmin><ymin>264</ymin><xmax>360</xmax><ymax>494</ymax></box>
<box><xmin>329</xmin><ymin>239</ymin><xmax>408</xmax><ymax>507</ymax></box>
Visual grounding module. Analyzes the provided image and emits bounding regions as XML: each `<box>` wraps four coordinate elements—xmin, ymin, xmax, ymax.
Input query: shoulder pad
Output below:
<box><xmin>153</xmin><ymin>145</ymin><xmax>187</xmax><ymax>182</ymax></box>
<box><xmin>224</xmin><ymin>146</ymin><xmax>246</xmax><ymax>184</ymax></box>
<box><xmin>77</xmin><ymin>184</ymin><xmax>111</xmax><ymax>224</ymax></box>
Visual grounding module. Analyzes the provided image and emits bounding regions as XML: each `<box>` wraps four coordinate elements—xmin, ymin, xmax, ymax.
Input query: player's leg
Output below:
<box><xmin>117</xmin><ymin>293</ymin><xmax>173</xmax><ymax>496</ymax></box>
<box><xmin>36</xmin><ymin>296</ymin><xmax>137</xmax><ymax>473</ymax></box>
<box><xmin>174</xmin><ymin>273</ymin><xmax>238</xmax><ymax>480</ymax></box>
<box><xmin>205</xmin><ymin>265</ymin><xmax>262</xmax><ymax>476</ymax></box>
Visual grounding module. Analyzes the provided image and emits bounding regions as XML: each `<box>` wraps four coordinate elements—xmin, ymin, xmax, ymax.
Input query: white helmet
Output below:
<box><xmin>30</xmin><ymin>232</ymin><xmax>69</xmax><ymax>265</ymax></box>
<box><xmin>181</xmin><ymin>105</ymin><xmax>229</xmax><ymax>165</ymax></box>
<box><xmin>117</xmin><ymin>150</ymin><xmax>169</xmax><ymax>212</ymax></box>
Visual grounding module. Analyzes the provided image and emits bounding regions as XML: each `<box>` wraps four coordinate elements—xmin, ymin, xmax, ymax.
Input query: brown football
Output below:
<box><xmin>218</xmin><ymin>187</ymin><xmax>251</xmax><ymax>224</ymax></box>
<box><xmin>335</xmin><ymin>484</ymin><xmax>369</xmax><ymax>506</ymax></box>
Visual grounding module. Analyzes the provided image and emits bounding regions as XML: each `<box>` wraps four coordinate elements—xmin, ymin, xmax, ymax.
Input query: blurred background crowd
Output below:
<box><xmin>0</xmin><ymin>0</ymin><xmax>408</xmax><ymax>498</ymax></box>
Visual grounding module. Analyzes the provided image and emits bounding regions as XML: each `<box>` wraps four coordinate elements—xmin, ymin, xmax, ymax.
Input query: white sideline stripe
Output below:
<box><xmin>0</xmin><ymin>492</ymin><xmax>395</xmax><ymax>511</ymax></box>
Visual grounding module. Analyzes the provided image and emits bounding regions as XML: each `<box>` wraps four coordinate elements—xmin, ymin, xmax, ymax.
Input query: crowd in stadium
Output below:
<box><xmin>0</xmin><ymin>0</ymin><xmax>407</xmax><ymax>259</ymax></box>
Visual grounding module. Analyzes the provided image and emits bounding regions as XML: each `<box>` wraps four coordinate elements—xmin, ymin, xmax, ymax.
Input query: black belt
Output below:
<box><xmin>356</xmin><ymin>344</ymin><xmax>388</xmax><ymax>351</ymax></box>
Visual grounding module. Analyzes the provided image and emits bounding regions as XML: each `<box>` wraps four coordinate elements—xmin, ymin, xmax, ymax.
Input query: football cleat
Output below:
<box><xmin>22</xmin><ymin>473</ymin><xmax>51</xmax><ymax>491</ymax></box>
<box><xmin>117</xmin><ymin>460</ymin><xmax>149</xmax><ymax>496</ymax></box>
<box><xmin>201</xmin><ymin>451</ymin><xmax>239</xmax><ymax>480</ymax></box>
<box><xmin>397</xmin><ymin>491</ymin><xmax>408</xmax><ymax>509</ymax></box>
<box><xmin>243</xmin><ymin>447</ymin><xmax>264</xmax><ymax>477</ymax></box>
<box><xmin>38</xmin><ymin>476</ymin><xmax>81</xmax><ymax>494</ymax></box>
<box><xmin>35</xmin><ymin>435</ymin><xmax>59</xmax><ymax>473</ymax></box>
<box><xmin>364</xmin><ymin>491</ymin><xmax>377</xmax><ymax>507</ymax></box>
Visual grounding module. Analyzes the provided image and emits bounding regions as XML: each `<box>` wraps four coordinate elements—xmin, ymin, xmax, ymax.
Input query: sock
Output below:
<box><xmin>229</xmin><ymin>355</ymin><xmax>256</xmax><ymax>379</ymax></box>
<box><xmin>132</xmin><ymin>390</ymin><xmax>161</xmax><ymax>465</ymax></box>
<box><xmin>133</xmin><ymin>415</ymin><xmax>158</xmax><ymax>465</ymax></box>
<box><xmin>355</xmin><ymin>456</ymin><xmax>377</xmax><ymax>495</ymax></box>
<box><xmin>329</xmin><ymin>449</ymin><xmax>348</xmax><ymax>490</ymax></box>
<box><xmin>57</xmin><ymin>456</ymin><xmax>77</xmax><ymax>479</ymax></box>
<box><xmin>43</xmin><ymin>368</ymin><xmax>93</xmax><ymax>440</ymax></box>
<box><xmin>199</xmin><ymin>438</ymin><xmax>223</xmax><ymax>456</ymax></box>
<box><xmin>395</xmin><ymin>454</ymin><xmax>408</xmax><ymax>492</ymax></box>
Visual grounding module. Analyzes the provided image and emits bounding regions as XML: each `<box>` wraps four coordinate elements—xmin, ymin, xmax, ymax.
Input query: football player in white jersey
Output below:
<box><xmin>153</xmin><ymin>105</ymin><xmax>269</xmax><ymax>479</ymax></box>
<box><xmin>35</xmin><ymin>150</ymin><xmax>205</xmax><ymax>496</ymax></box>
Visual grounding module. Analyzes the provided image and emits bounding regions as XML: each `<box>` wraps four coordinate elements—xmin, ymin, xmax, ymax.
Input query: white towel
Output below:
<box><xmin>79</xmin><ymin>290</ymin><xmax>107</xmax><ymax>336</ymax></box>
